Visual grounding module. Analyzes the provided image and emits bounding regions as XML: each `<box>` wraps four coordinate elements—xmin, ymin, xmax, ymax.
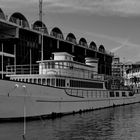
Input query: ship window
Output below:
<box><xmin>42</xmin><ymin>78</ymin><xmax>46</xmax><ymax>85</ymax></box>
<box><xmin>56</xmin><ymin>78</ymin><xmax>65</xmax><ymax>87</ymax></box>
<box><xmin>47</xmin><ymin>79</ymin><xmax>50</xmax><ymax>85</ymax></box>
<box><xmin>110</xmin><ymin>92</ymin><xmax>114</xmax><ymax>97</ymax></box>
<box><xmin>116</xmin><ymin>92</ymin><xmax>119</xmax><ymax>97</ymax></box>
<box><xmin>48</xmin><ymin>62</ymin><xmax>51</xmax><ymax>69</ymax></box>
<box><xmin>34</xmin><ymin>79</ymin><xmax>37</xmax><ymax>83</ymax></box>
<box><xmin>51</xmin><ymin>62</ymin><xmax>55</xmax><ymax>69</ymax></box>
<box><xmin>122</xmin><ymin>92</ymin><xmax>126</xmax><ymax>97</ymax></box>
<box><xmin>38</xmin><ymin>79</ymin><xmax>41</xmax><ymax>84</ymax></box>
<box><xmin>29</xmin><ymin>79</ymin><xmax>32</xmax><ymax>83</ymax></box>
<box><xmin>129</xmin><ymin>92</ymin><xmax>134</xmax><ymax>96</ymax></box>
<box><xmin>70</xmin><ymin>80</ymin><xmax>103</xmax><ymax>88</ymax></box>
<box><xmin>51</xmin><ymin>78</ymin><xmax>55</xmax><ymax>86</ymax></box>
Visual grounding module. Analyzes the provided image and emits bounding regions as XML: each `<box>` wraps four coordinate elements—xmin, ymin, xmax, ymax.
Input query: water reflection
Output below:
<box><xmin>1</xmin><ymin>103</ymin><xmax>140</xmax><ymax>140</ymax></box>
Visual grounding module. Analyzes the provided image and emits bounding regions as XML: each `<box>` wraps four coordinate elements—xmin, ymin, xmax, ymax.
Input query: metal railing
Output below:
<box><xmin>6</xmin><ymin>64</ymin><xmax>39</xmax><ymax>75</ymax></box>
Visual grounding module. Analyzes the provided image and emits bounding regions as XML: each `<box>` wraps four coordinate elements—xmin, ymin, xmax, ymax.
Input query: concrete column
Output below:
<box><xmin>41</xmin><ymin>33</ymin><xmax>44</xmax><ymax>61</ymax></box>
<box><xmin>57</xmin><ymin>40</ymin><xmax>59</xmax><ymax>49</ymax></box>
<box><xmin>85</xmin><ymin>49</ymin><xmax>87</xmax><ymax>56</ymax></box>
<box><xmin>72</xmin><ymin>45</ymin><xmax>74</xmax><ymax>53</ymax></box>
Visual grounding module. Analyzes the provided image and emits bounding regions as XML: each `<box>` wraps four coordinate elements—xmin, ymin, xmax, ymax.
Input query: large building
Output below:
<box><xmin>125</xmin><ymin>62</ymin><xmax>140</xmax><ymax>87</ymax></box>
<box><xmin>0</xmin><ymin>8</ymin><xmax>113</xmax><ymax>79</ymax></box>
<box><xmin>111</xmin><ymin>56</ymin><xmax>133</xmax><ymax>89</ymax></box>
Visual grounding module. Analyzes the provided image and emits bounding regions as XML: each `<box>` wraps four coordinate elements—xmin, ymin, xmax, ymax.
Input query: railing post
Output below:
<box><xmin>1</xmin><ymin>43</ymin><xmax>3</xmax><ymax>79</ymax></box>
<box><xmin>30</xmin><ymin>48</ymin><xmax>32</xmax><ymax>75</ymax></box>
<box><xmin>14</xmin><ymin>44</ymin><xmax>16</xmax><ymax>75</ymax></box>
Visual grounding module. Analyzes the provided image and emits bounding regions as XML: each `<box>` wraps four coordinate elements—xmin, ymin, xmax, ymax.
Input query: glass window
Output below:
<box><xmin>47</xmin><ymin>78</ymin><xmax>50</xmax><ymax>85</ymax></box>
<box><xmin>116</xmin><ymin>92</ymin><xmax>119</xmax><ymax>97</ymax></box>
<box><xmin>56</xmin><ymin>79</ymin><xmax>59</xmax><ymax>87</ymax></box>
<box><xmin>122</xmin><ymin>92</ymin><xmax>126</xmax><ymax>97</ymax></box>
<box><xmin>42</xmin><ymin>78</ymin><xmax>46</xmax><ymax>85</ymax></box>
<box><xmin>29</xmin><ymin>79</ymin><xmax>32</xmax><ymax>83</ymax></box>
<box><xmin>34</xmin><ymin>79</ymin><xmax>37</xmax><ymax>83</ymax></box>
<box><xmin>110</xmin><ymin>92</ymin><xmax>114</xmax><ymax>97</ymax></box>
<box><xmin>51</xmin><ymin>78</ymin><xmax>55</xmax><ymax>86</ymax></box>
<box><xmin>38</xmin><ymin>79</ymin><xmax>41</xmax><ymax>84</ymax></box>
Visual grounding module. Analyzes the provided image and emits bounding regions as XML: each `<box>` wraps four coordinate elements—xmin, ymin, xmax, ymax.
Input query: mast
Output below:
<box><xmin>39</xmin><ymin>0</ymin><xmax>44</xmax><ymax>62</ymax></box>
<box><xmin>39</xmin><ymin>0</ymin><xmax>43</xmax><ymax>22</ymax></box>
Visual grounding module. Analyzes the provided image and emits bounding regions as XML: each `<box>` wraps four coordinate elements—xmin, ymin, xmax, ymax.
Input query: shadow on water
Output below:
<box><xmin>1</xmin><ymin>104</ymin><xmax>140</xmax><ymax>140</ymax></box>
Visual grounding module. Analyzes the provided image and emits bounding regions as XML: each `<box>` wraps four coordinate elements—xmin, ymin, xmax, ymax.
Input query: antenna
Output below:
<box><xmin>39</xmin><ymin>0</ymin><xmax>43</xmax><ymax>21</ymax></box>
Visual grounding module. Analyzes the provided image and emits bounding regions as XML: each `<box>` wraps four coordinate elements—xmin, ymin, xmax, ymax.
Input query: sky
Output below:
<box><xmin>1</xmin><ymin>0</ymin><xmax>140</xmax><ymax>62</ymax></box>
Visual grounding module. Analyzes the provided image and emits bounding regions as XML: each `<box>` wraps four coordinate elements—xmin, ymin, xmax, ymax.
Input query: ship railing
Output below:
<box><xmin>39</xmin><ymin>61</ymin><xmax>105</xmax><ymax>81</ymax></box>
<box><xmin>40</xmin><ymin>68</ymin><xmax>104</xmax><ymax>81</ymax></box>
<box><xmin>65</xmin><ymin>89</ymin><xmax>108</xmax><ymax>98</ymax></box>
<box><xmin>6</xmin><ymin>63</ymin><xmax>104</xmax><ymax>81</ymax></box>
<box><xmin>6</xmin><ymin>64</ymin><xmax>39</xmax><ymax>75</ymax></box>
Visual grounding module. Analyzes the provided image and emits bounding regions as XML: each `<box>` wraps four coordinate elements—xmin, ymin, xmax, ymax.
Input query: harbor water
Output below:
<box><xmin>0</xmin><ymin>103</ymin><xmax>140</xmax><ymax>140</ymax></box>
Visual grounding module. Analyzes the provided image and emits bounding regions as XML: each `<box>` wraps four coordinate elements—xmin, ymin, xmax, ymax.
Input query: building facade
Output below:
<box><xmin>111</xmin><ymin>56</ymin><xmax>133</xmax><ymax>89</ymax></box>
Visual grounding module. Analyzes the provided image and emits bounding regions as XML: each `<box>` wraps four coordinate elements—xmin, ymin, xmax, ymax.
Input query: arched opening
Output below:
<box><xmin>79</xmin><ymin>37</ymin><xmax>88</xmax><ymax>47</ymax></box>
<box><xmin>66</xmin><ymin>33</ymin><xmax>77</xmax><ymax>44</ymax></box>
<box><xmin>0</xmin><ymin>8</ymin><xmax>6</xmax><ymax>20</ymax></box>
<box><xmin>32</xmin><ymin>20</ymin><xmax>48</xmax><ymax>34</ymax></box>
<box><xmin>9</xmin><ymin>12</ymin><xmax>30</xmax><ymax>28</ymax></box>
<box><xmin>89</xmin><ymin>41</ymin><xmax>97</xmax><ymax>50</ymax></box>
<box><xmin>50</xmin><ymin>27</ymin><xmax>64</xmax><ymax>39</ymax></box>
<box><xmin>99</xmin><ymin>45</ymin><xmax>105</xmax><ymax>53</ymax></box>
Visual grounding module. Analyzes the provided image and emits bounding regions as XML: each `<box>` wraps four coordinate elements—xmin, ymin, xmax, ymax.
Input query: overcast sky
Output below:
<box><xmin>1</xmin><ymin>0</ymin><xmax>140</xmax><ymax>62</ymax></box>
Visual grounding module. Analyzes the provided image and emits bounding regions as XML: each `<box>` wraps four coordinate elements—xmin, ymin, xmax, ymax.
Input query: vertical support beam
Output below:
<box><xmin>41</xmin><ymin>33</ymin><xmax>43</xmax><ymax>61</ymax></box>
<box><xmin>14</xmin><ymin>44</ymin><xmax>16</xmax><ymax>74</ymax></box>
<box><xmin>1</xmin><ymin>43</ymin><xmax>3</xmax><ymax>79</ymax></box>
<box><xmin>30</xmin><ymin>48</ymin><xmax>32</xmax><ymax>75</ymax></box>
<box><xmin>95</xmin><ymin>52</ymin><xmax>97</xmax><ymax>58</ymax></box>
<box><xmin>41</xmin><ymin>33</ymin><xmax>44</xmax><ymax>75</ymax></box>
<box><xmin>85</xmin><ymin>49</ymin><xmax>87</xmax><ymax>56</ymax></box>
<box><xmin>57</xmin><ymin>40</ymin><xmax>59</xmax><ymax>49</ymax></box>
<box><xmin>72</xmin><ymin>44</ymin><xmax>74</xmax><ymax>53</ymax></box>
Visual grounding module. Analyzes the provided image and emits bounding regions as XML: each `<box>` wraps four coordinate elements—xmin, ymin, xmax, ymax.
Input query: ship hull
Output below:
<box><xmin>0</xmin><ymin>79</ymin><xmax>140</xmax><ymax>121</ymax></box>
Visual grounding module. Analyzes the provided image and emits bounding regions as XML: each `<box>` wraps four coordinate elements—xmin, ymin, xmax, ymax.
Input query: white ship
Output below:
<box><xmin>0</xmin><ymin>1</ymin><xmax>140</xmax><ymax>121</ymax></box>
<box><xmin>0</xmin><ymin>52</ymin><xmax>140</xmax><ymax>121</ymax></box>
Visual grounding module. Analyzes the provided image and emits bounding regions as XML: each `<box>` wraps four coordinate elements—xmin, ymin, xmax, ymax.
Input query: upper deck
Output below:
<box><xmin>6</xmin><ymin>52</ymin><xmax>104</xmax><ymax>81</ymax></box>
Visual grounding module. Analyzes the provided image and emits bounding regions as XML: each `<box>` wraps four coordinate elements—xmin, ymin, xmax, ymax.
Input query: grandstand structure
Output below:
<box><xmin>0</xmin><ymin>7</ymin><xmax>113</xmax><ymax>79</ymax></box>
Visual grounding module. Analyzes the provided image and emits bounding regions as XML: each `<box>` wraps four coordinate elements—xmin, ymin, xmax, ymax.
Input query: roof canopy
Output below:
<box><xmin>79</xmin><ymin>37</ymin><xmax>88</xmax><ymax>47</ymax></box>
<box><xmin>33</xmin><ymin>20</ymin><xmax>48</xmax><ymax>34</ymax></box>
<box><xmin>66</xmin><ymin>33</ymin><xmax>77</xmax><ymax>44</ymax></box>
<box><xmin>89</xmin><ymin>41</ymin><xmax>97</xmax><ymax>50</ymax></box>
<box><xmin>99</xmin><ymin>45</ymin><xmax>105</xmax><ymax>53</ymax></box>
<box><xmin>50</xmin><ymin>27</ymin><xmax>64</xmax><ymax>39</ymax></box>
<box><xmin>0</xmin><ymin>8</ymin><xmax>6</xmax><ymax>20</ymax></box>
<box><xmin>9</xmin><ymin>12</ymin><xmax>30</xmax><ymax>28</ymax></box>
